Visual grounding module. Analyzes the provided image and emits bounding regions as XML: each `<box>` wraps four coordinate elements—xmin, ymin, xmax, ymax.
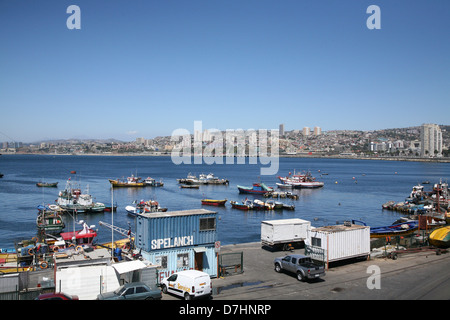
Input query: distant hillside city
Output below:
<box><xmin>1</xmin><ymin>124</ymin><xmax>449</xmax><ymax>159</ymax></box>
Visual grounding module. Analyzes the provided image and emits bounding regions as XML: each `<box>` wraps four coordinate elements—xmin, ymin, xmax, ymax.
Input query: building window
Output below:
<box><xmin>156</xmin><ymin>255</ymin><xmax>168</xmax><ymax>269</ymax></box>
<box><xmin>311</xmin><ymin>237</ymin><xmax>322</xmax><ymax>247</ymax></box>
<box><xmin>200</xmin><ymin>217</ymin><xmax>216</xmax><ymax>231</ymax></box>
<box><xmin>177</xmin><ymin>253</ymin><xmax>189</xmax><ymax>268</ymax></box>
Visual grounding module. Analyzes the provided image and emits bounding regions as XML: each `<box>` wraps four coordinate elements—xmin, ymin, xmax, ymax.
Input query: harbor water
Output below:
<box><xmin>0</xmin><ymin>154</ymin><xmax>448</xmax><ymax>248</ymax></box>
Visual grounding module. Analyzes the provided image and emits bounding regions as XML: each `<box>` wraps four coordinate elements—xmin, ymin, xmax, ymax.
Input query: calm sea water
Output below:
<box><xmin>0</xmin><ymin>154</ymin><xmax>448</xmax><ymax>248</ymax></box>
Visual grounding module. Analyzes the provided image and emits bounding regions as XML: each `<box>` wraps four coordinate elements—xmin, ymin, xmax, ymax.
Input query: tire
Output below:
<box><xmin>161</xmin><ymin>285</ymin><xmax>168</xmax><ymax>294</ymax></box>
<box><xmin>184</xmin><ymin>293</ymin><xmax>191</xmax><ymax>300</ymax></box>
<box><xmin>274</xmin><ymin>263</ymin><xmax>282</xmax><ymax>273</ymax></box>
<box><xmin>297</xmin><ymin>272</ymin><xmax>305</xmax><ymax>282</ymax></box>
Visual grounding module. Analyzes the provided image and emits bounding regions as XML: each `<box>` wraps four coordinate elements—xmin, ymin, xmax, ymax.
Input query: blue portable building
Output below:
<box><xmin>135</xmin><ymin>209</ymin><xmax>219</xmax><ymax>281</ymax></box>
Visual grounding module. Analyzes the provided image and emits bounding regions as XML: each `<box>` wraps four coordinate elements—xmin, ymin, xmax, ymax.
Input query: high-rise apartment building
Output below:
<box><xmin>313</xmin><ymin>126</ymin><xmax>321</xmax><ymax>135</ymax></box>
<box><xmin>303</xmin><ymin>127</ymin><xmax>310</xmax><ymax>136</ymax></box>
<box><xmin>279</xmin><ymin>124</ymin><xmax>285</xmax><ymax>136</ymax></box>
<box><xmin>420</xmin><ymin>124</ymin><xmax>442</xmax><ymax>157</ymax></box>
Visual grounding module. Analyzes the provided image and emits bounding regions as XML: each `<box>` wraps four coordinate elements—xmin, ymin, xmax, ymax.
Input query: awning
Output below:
<box><xmin>111</xmin><ymin>260</ymin><xmax>147</xmax><ymax>274</ymax></box>
<box><xmin>193</xmin><ymin>247</ymin><xmax>207</xmax><ymax>253</ymax></box>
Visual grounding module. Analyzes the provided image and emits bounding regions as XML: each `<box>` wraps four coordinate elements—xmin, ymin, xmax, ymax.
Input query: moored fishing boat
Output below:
<box><xmin>103</xmin><ymin>204</ymin><xmax>117</xmax><ymax>212</ymax></box>
<box><xmin>180</xmin><ymin>184</ymin><xmax>199</xmax><ymax>189</ymax></box>
<box><xmin>230</xmin><ymin>199</ymin><xmax>253</xmax><ymax>210</ymax></box>
<box><xmin>58</xmin><ymin>221</ymin><xmax>97</xmax><ymax>249</ymax></box>
<box><xmin>178</xmin><ymin>173</ymin><xmax>229</xmax><ymax>185</ymax></box>
<box><xmin>201</xmin><ymin>199</ymin><xmax>227</xmax><ymax>206</ymax></box>
<box><xmin>429</xmin><ymin>225</ymin><xmax>450</xmax><ymax>248</ymax></box>
<box><xmin>266</xmin><ymin>200</ymin><xmax>284</xmax><ymax>210</ymax></box>
<box><xmin>125</xmin><ymin>200</ymin><xmax>167</xmax><ymax>217</ymax></box>
<box><xmin>278</xmin><ymin>170</ymin><xmax>324</xmax><ymax>188</ymax></box>
<box><xmin>282</xmin><ymin>203</ymin><xmax>295</xmax><ymax>210</ymax></box>
<box><xmin>353</xmin><ymin>219</ymin><xmax>419</xmax><ymax>238</ymax></box>
<box><xmin>36</xmin><ymin>211</ymin><xmax>65</xmax><ymax>234</ymax></box>
<box><xmin>144</xmin><ymin>177</ymin><xmax>164</xmax><ymax>187</ymax></box>
<box><xmin>36</xmin><ymin>182</ymin><xmax>58</xmax><ymax>188</ymax></box>
<box><xmin>57</xmin><ymin>179</ymin><xmax>105</xmax><ymax>213</ymax></box>
<box><xmin>237</xmin><ymin>183</ymin><xmax>273</xmax><ymax>195</ymax></box>
<box><xmin>109</xmin><ymin>175</ymin><xmax>146</xmax><ymax>187</ymax></box>
<box><xmin>382</xmin><ymin>200</ymin><xmax>396</xmax><ymax>210</ymax></box>
<box><xmin>253</xmin><ymin>199</ymin><xmax>266</xmax><ymax>210</ymax></box>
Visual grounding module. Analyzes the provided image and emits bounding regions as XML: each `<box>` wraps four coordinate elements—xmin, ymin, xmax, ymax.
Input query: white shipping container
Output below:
<box><xmin>261</xmin><ymin>218</ymin><xmax>311</xmax><ymax>246</ymax></box>
<box><xmin>306</xmin><ymin>224</ymin><xmax>370</xmax><ymax>265</ymax></box>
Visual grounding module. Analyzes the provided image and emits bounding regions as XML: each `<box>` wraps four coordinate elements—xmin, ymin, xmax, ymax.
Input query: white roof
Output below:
<box><xmin>111</xmin><ymin>260</ymin><xmax>147</xmax><ymax>274</ymax></box>
<box><xmin>262</xmin><ymin>218</ymin><xmax>310</xmax><ymax>225</ymax></box>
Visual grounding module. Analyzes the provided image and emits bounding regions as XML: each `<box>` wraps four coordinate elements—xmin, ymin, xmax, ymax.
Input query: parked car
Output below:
<box><xmin>160</xmin><ymin>270</ymin><xmax>212</xmax><ymax>300</ymax></box>
<box><xmin>97</xmin><ymin>282</ymin><xmax>162</xmax><ymax>300</ymax></box>
<box><xmin>35</xmin><ymin>292</ymin><xmax>79</xmax><ymax>300</ymax></box>
<box><xmin>274</xmin><ymin>254</ymin><xmax>325</xmax><ymax>281</ymax></box>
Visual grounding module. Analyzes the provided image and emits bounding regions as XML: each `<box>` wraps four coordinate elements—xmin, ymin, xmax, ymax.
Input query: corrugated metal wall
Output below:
<box><xmin>142</xmin><ymin>245</ymin><xmax>217</xmax><ymax>281</ymax></box>
<box><xmin>136</xmin><ymin>211</ymin><xmax>218</xmax><ymax>251</ymax></box>
<box><xmin>308</xmin><ymin>226</ymin><xmax>370</xmax><ymax>262</ymax></box>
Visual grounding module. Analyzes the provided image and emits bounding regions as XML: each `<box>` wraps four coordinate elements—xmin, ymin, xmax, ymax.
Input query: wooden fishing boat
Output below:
<box><xmin>252</xmin><ymin>199</ymin><xmax>266</xmax><ymax>210</ymax></box>
<box><xmin>103</xmin><ymin>204</ymin><xmax>117</xmax><ymax>212</ymax></box>
<box><xmin>36</xmin><ymin>182</ymin><xmax>58</xmax><ymax>188</ymax></box>
<box><xmin>266</xmin><ymin>200</ymin><xmax>284</xmax><ymax>210</ymax></box>
<box><xmin>59</xmin><ymin>222</ymin><xmax>97</xmax><ymax>248</ymax></box>
<box><xmin>201</xmin><ymin>199</ymin><xmax>227</xmax><ymax>206</ymax></box>
<box><xmin>180</xmin><ymin>185</ymin><xmax>199</xmax><ymax>189</ymax></box>
<box><xmin>230</xmin><ymin>199</ymin><xmax>253</xmax><ymax>210</ymax></box>
<box><xmin>429</xmin><ymin>226</ymin><xmax>450</xmax><ymax>248</ymax></box>
<box><xmin>237</xmin><ymin>183</ymin><xmax>273</xmax><ymax>195</ymax></box>
<box><xmin>0</xmin><ymin>248</ymin><xmax>17</xmax><ymax>263</ymax></box>
<box><xmin>97</xmin><ymin>237</ymin><xmax>135</xmax><ymax>250</ymax></box>
<box><xmin>282</xmin><ymin>203</ymin><xmax>295</xmax><ymax>210</ymax></box>
<box><xmin>382</xmin><ymin>200</ymin><xmax>396</xmax><ymax>209</ymax></box>
<box><xmin>36</xmin><ymin>212</ymin><xmax>65</xmax><ymax>233</ymax></box>
<box><xmin>353</xmin><ymin>220</ymin><xmax>419</xmax><ymax>238</ymax></box>
<box><xmin>109</xmin><ymin>175</ymin><xmax>146</xmax><ymax>187</ymax></box>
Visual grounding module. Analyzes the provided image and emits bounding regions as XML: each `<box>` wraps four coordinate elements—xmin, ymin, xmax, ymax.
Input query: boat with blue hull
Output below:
<box><xmin>237</xmin><ymin>183</ymin><xmax>273</xmax><ymax>195</ymax></box>
<box><xmin>353</xmin><ymin>219</ymin><xmax>419</xmax><ymax>238</ymax></box>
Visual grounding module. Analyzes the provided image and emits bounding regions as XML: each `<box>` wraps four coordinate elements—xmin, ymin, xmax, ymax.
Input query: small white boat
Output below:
<box><xmin>276</xmin><ymin>182</ymin><xmax>293</xmax><ymax>189</ymax></box>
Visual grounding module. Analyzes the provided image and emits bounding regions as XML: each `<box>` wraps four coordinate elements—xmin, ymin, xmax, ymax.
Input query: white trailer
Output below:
<box><xmin>261</xmin><ymin>218</ymin><xmax>311</xmax><ymax>250</ymax></box>
<box><xmin>306</xmin><ymin>223</ymin><xmax>370</xmax><ymax>269</ymax></box>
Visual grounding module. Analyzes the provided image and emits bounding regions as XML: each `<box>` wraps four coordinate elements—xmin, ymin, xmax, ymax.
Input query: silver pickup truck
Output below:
<box><xmin>274</xmin><ymin>254</ymin><xmax>325</xmax><ymax>281</ymax></box>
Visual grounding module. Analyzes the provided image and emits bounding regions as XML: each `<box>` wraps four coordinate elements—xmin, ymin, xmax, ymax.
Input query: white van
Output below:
<box><xmin>161</xmin><ymin>270</ymin><xmax>212</xmax><ymax>300</ymax></box>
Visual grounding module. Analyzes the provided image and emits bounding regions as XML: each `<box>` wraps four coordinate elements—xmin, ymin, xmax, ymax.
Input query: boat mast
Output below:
<box><xmin>111</xmin><ymin>184</ymin><xmax>114</xmax><ymax>262</ymax></box>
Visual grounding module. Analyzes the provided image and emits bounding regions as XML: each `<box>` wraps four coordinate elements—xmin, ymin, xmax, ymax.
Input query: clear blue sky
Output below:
<box><xmin>1</xmin><ymin>0</ymin><xmax>449</xmax><ymax>142</ymax></box>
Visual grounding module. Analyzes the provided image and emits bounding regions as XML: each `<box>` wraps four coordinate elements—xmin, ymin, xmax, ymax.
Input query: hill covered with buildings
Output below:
<box><xmin>2</xmin><ymin>125</ymin><xmax>449</xmax><ymax>159</ymax></box>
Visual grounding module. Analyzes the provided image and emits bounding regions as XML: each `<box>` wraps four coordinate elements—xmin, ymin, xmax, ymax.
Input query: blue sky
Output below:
<box><xmin>1</xmin><ymin>0</ymin><xmax>449</xmax><ymax>142</ymax></box>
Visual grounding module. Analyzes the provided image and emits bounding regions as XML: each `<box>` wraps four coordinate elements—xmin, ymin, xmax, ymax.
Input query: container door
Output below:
<box><xmin>195</xmin><ymin>252</ymin><xmax>203</xmax><ymax>271</ymax></box>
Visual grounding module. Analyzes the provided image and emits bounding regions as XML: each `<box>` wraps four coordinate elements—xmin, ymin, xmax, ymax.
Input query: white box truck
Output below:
<box><xmin>261</xmin><ymin>218</ymin><xmax>311</xmax><ymax>250</ymax></box>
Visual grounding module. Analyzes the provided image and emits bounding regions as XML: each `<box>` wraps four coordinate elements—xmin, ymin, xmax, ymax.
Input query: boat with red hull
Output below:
<box><xmin>201</xmin><ymin>199</ymin><xmax>227</xmax><ymax>206</ymax></box>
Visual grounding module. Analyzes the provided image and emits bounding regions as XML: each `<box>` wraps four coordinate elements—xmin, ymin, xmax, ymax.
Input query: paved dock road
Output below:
<box><xmin>207</xmin><ymin>242</ymin><xmax>450</xmax><ymax>300</ymax></box>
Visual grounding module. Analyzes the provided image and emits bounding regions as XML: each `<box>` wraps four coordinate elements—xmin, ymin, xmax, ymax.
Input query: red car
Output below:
<box><xmin>36</xmin><ymin>292</ymin><xmax>79</xmax><ymax>300</ymax></box>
